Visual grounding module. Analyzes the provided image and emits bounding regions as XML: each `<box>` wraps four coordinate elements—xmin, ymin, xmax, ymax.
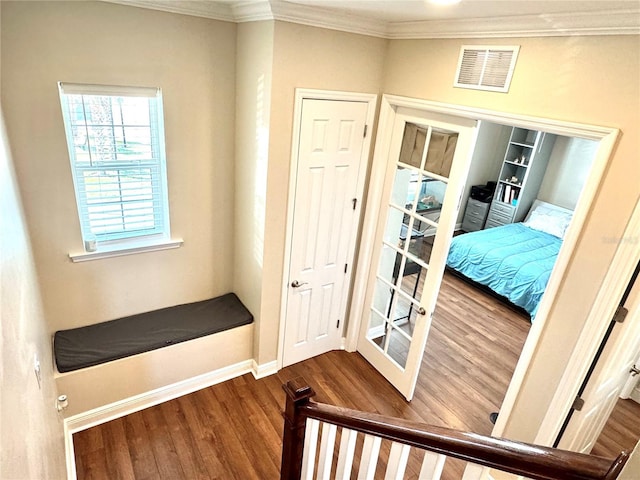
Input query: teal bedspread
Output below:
<box><xmin>446</xmin><ymin>223</ymin><xmax>561</xmax><ymax>318</ymax></box>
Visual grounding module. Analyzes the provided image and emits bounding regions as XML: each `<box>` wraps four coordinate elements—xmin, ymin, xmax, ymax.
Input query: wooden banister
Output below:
<box><xmin>281</xmin><ymin>378</ymin><xmax>629</xmax><ymax>480</ymax></box>
<box><xmin>281</xmin><ymin>378</ymin><xmax>316</xmax><ymax>480</ymax></box>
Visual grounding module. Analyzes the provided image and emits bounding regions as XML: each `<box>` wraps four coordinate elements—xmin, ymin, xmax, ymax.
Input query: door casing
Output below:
<box><xmin>346</xmin><ymin>94</ymin><xmax>620</xmax><ymax>453</ymax></box>
<box><xmin>277</xmin><ymin>88</ymin><xmax>377</xmax><ymax>370</ymax></box>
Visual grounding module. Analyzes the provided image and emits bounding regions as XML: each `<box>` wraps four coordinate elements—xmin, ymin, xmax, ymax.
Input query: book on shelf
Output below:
<box><xmin>504</xmin><ymin>185</ymin><xmax>511</xmax><ymax>203</ymax></box>
<box><xmin>495</xmin><ymin>183</ymin><xmax>520</xmax><ymax>204</ymax></box>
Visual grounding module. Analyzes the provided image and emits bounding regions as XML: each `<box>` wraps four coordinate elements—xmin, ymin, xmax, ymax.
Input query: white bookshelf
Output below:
<box><xmin>486</xmin><ymin>127</ymin><xmax>557</xmax><ymax>228</ymax></box>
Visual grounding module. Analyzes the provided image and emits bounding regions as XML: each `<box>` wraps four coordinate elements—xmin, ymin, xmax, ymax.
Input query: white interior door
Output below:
<box><xmin>357</xmin><ymin>108</ymin><xmax>477</xmax><ymax>400</ymax></box>
<box><xmin>558</xmin><ymin>271</ymin><xmax>640</xmax><ymax>453</ymax></box>
<box><xmin>621</xmin><ymin>350</ymin><xmax>640</xmax><ymax>401</ymax></box>
<box><xmin>283</xmin><ymin>98</ymin><xmax>371</xmax><ymax>367</ymax></box>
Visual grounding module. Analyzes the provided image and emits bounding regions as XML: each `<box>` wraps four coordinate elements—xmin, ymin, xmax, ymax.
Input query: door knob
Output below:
<box><xmin>291</xmin><ymin>280</ymin><xmax>308</xmax><ymax>288</ymax></box>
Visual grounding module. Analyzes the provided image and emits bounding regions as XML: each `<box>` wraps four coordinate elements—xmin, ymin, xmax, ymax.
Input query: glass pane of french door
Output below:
<box><xmin>365</xmin><ymin>122</ymin><xmax>458</xmax><ymax>369</ymax></box>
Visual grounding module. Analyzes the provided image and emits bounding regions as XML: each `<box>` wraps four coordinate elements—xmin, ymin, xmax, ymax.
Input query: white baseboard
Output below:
<box><xmin>251</xmin><ymin>359</ymin><xmax>278</xmax><ymax>379</ymax></box>
<box><xmin>65</xmin><ymin>359</ymin><xmax>253</xmax><ymax>434</ymax></box>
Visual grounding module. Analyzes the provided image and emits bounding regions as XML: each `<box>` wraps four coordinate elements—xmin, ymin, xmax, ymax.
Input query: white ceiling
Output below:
<box><xmin>105</xmin><ymin>0</ymin><xmax>640</xmax><ymax>38</ymax></box>
<box><xmin>282</xmin><ymin>0</ymin><xmax>640</xmax><ymax>23</ymax></box>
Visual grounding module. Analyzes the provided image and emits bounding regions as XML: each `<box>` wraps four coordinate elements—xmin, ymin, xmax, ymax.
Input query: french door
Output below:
<box><xmin>357</xmin><ymin>107</ymin><xmax>477</xmax><ymax>400</ymax></box>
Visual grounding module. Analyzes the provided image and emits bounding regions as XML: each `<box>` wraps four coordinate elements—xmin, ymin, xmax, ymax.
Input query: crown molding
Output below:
<box><xmin>102</xmin><ymin>0</ymin><xmax>236</xmax><ymax>22</ymax></box>
<box><xmin>232</xmin><ymin>0</ymin><xmax>273</xmax><ymax>22</ymax></box>
<box><xmin>388</xmin><ymin>9</ymin><xmax>640</xmax><ymax>39</ymax></box>
<box><xmin>100</xmin><ymin>1</ymin><xmax>640</xmax><ymax>39</ymax></box>
<box><xmin>266</xmin><ymin>0</ymin><xmax>387</xmax><ymax>37</ymax></box>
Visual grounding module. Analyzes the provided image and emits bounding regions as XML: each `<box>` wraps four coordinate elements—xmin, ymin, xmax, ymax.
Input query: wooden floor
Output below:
<box><xmin>592</xmin><ymin>397</ymin><xmax>640</xmax><ymax>458</ymax></box>
<box><xmin>74</xmin><ymin>272</ymin><xmax>534</xmax><ymax>479</ymax></box>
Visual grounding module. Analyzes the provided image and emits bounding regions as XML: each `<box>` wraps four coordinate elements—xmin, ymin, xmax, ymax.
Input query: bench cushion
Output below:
<box><xmin>54</xmin><ymin>293</ymin><xmax>253</xmax><ymax>373</ymax></box>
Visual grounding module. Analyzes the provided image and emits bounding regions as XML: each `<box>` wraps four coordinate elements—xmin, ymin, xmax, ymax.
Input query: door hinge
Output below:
<box><xmin>352</xmin><ymin>198</ymin><xmax>357</xmax><ymax>210</ymax></box>
<box><xmin>614</xmin><ymin>306</ymin><xmax>628</xmax><ymax>323</ymax></box>
<box><xmin>344</xmin><ymin>263</ymin><xmax>348</xmax><ymax>274</ymax></box>
<box><xmin>336</xmin><ymin>319</ymin><xmax>340</xmax><ymax>329</ymax></box>
<box><xmin>363</xmin><ymin>124</ymin><xmax>368</xmax><ymax>138</ymax></box>
<box><xmin>572</xmin><ymin>395</ymin><xmax>585</xmax><ymax>412</ymax></box>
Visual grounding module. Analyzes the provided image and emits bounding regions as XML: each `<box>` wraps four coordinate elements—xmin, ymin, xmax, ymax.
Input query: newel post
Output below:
<box><xmin>280</xmin><ymin>377</ymin><xmax>316</xmax><ymax>480</ymax></box>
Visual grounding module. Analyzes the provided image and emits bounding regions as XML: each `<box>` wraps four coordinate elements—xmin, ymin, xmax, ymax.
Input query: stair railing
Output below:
<box><xmin>280</xmin><ymin>378</ymin><xmax>629</xmax><ymax>480</ymax></box>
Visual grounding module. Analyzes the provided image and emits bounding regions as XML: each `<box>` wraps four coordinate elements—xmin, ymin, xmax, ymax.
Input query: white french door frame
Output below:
<box><xmin>356</xmin><ymin>109</ymin><xmax>479</xmax><ymax>399</ymax></box>
<box><xmin>277</xmin><ymin>88</ymin><xmax>378</xmax><ymax>370</ymax></box>
<box><xmin>345</xmin><ymin>94</ymin><xmax>620</xmax><ymax>448</ymax></box>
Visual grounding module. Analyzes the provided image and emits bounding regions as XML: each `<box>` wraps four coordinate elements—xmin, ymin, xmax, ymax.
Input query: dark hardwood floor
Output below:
<box><xmin>74</xmin><ymin>272</ymin><xmax>534</xmax><ymax>479</ymax></box>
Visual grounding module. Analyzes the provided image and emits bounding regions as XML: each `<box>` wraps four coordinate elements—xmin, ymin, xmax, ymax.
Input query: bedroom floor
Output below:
<box><xmin>376</xmin><ymin>259</ymin><xmax>531</xmax><ymax>369</ymax></box>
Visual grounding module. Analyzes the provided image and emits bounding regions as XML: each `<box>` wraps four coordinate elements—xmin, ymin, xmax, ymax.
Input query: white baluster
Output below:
<box><xmin>358</xmin><ymin>434</ymin><xmax>382</xmax><ymax>480</ymax></box>
<box><xmin>418</xmin><ymin>451</ymin><xmax>446</xmax><ymax>479</ymax></box>
<box><xmin>317</xmin><ymin>422</ymin><xmax>337</xmax><ymax>480</ymax></box>
<box><xmin>302</xmin><ymin>419</ymin><xmax>320</xmax><ymax>480</ymax></box>
<box><xmin>384</xmin><ymin>442</ymin><xmax>411</xmax><ymax>480</ymax></box>
<box><xmin>461</xmin><ymin>463</ymin><xmax>490</xmax><ymax>480</ymax></box>
<box><xmin>335</xmin><ymin>428</ymin><xmax>358</xmax><ymax>480</ymax></box>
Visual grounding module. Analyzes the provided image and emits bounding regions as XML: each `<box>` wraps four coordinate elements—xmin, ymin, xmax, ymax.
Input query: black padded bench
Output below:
<box><xmin>54</xmin><ymin>293</ymin><xmax>253</xmax><ymax>373</ymax></box>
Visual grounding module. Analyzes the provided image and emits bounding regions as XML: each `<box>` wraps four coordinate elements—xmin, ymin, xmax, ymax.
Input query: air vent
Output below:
<box><xmin>454</xmin><ymin>45</ymin><xmax>520</xmax><ymax>93</ymax></box>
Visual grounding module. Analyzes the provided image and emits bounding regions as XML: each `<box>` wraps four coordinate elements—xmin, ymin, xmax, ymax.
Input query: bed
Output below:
<box><xmin>446</xmin><ymin>200</ymin><xmax>573</xmax><ymax>318</ymax></box>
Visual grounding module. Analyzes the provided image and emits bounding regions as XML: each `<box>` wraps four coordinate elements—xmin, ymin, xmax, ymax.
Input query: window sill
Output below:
<box><xmin>69</xmin><ymin>238</ymin><xmax>183</xmax><ymax>263</ymax></box>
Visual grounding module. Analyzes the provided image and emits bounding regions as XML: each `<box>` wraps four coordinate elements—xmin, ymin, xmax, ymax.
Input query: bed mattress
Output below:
<box><xmin>446</xmin><ymin>223</ymin><xmax>561</xmax><ymax>318</ymax></box>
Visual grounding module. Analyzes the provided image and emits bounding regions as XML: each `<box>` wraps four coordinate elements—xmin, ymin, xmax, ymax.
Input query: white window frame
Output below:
<box><xmin>59</xmin><ymin>83</ymin><xmax>178</xmax><ymax>260</ymax></box>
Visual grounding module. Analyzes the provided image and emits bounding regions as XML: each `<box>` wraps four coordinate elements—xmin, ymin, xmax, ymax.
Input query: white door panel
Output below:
<box><xmin>559</xmin><ymin>269</ymin><xmax>640</xmax><ymax>452</ymax></box>
<box><xmin>283</xmin><ymin>99</ymin><xmax>370</xmax><ymax>367</ymax></box>
<box><xmin>573</xmin><ymin>384</ymin><xmax>620</xmax><ymax>454</ymax></box>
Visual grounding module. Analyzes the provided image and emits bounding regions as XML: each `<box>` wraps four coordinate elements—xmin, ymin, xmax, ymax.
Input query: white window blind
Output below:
<box><xmin>58</xmin><ymin>83</ymin><xmax>170</xmax><ymax>247</ymax></box>
<box><xmin>454</xmin><ymin>46</ymin><xmax>520</xmax><ymax>93</ymax></box>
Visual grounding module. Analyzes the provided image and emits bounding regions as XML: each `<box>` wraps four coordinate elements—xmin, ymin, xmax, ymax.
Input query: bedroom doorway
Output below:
<box><xmin>413</xmin><ymin>123</ymin><xmax>602</xmax><ymax>435</ymax></box>
<box><xmin>348</xmin><ymin>95</ymin><xmax>619</xmax><ymax>461</ymax></box>
<box><xmin>421</xmin><ymin>121</ymin><xmax>601</xmax><ymax>428</ymax></box>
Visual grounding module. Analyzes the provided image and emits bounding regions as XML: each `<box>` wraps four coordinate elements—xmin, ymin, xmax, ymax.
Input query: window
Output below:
<box><xmin>58</xmin><ymin>83</ymin><xmax>170</xmax><ymax>252</ymax></box>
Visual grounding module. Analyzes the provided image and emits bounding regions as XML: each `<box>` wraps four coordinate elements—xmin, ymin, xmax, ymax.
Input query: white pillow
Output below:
<box><xmin>524</xmin><ymin>206</ymin><xmax>573</xmax><ymax>239</ymax></box>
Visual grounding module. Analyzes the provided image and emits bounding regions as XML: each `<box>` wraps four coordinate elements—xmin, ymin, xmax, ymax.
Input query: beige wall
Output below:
<box><xmin>383</xmin><ymin>35</ymin><xmax>640</xmax><ymax>442</ymax></box>
<box><xmin>256</xmin><ymin>22</ymin><xmax>387</xmax><ymax>364</ymax></box>
<box><xmin>234</xmin><ymin>21</ymin><xmax>274</xmax><ymax>362</ymax></box>
<box><xmin>0</xmin><ymin>107</ymin><xmax>67</xmax><ymax>478</ymax></box>
<box><xmin>1</xmin><ymin>1</ymin><xmax>237</xmax><ymax>332</ymax></box>
<box><xmin>538</xmin><ymin>137</ymin><xmax>599</xmax><ymax>210</ymax></box>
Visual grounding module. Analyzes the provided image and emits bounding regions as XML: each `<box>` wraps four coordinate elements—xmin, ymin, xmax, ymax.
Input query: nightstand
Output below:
<box><xmin>461</xmin><ymin>198</ymin><xmax>490</xmax><ymax>232</ymax></box>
